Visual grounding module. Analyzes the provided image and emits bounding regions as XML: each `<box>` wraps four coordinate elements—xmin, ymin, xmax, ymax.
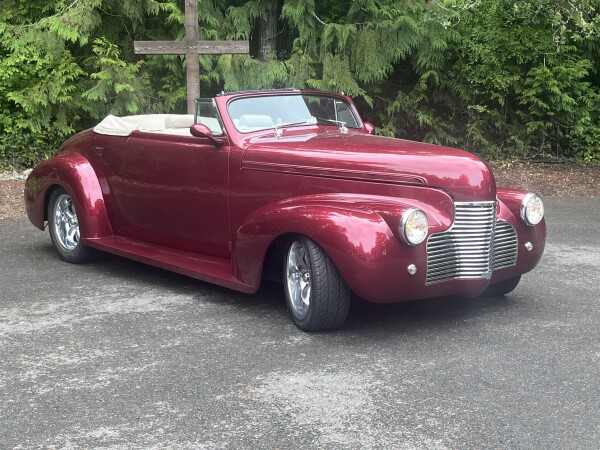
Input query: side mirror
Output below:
<box><xmin>364</xmin><ymin>122</ymin><xmax>375</xmax><ymax>134</ymax></box>
<box><xmin>190</xmin><ymin>123</ymin><xmax>222</xmax><ymax>146</ymax></box>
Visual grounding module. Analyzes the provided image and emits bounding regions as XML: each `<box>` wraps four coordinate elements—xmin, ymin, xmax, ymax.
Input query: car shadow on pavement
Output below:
<box><xmin>342</xmin><ymin>294</ymin><xmax>514</xmax><ymax>334</ymax></box>
<box><xmin>34</xmin><ymin>239</ymin><xmax>515</xmax><ymax>335</ymax></box>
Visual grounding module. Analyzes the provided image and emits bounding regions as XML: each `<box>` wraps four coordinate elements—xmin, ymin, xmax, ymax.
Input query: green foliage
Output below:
<box><xmin>379</xmin><ymin>0</ymin><xmax>600</xmax><ymax>162</ymax></box>
<box><xmin>83</xmin><ymin>38</ymin><xmax>151</xmax><ymax>117</ymax></box>
<box><xmin>219</xmin><ymin>54</ymin><xmax>288</xmax><ymax>91</ymax></box>
<box><xmin>0</xmin><ymin>0</ymin><xmax>187</xmax><ymax>168</ymax></box>
<box><xmin>517</xmin><ymin>59</ymin><xmax>599</xmax><ymax>157</ymax></box>
<box><xmin>1</xmin><ymin>0</ymin><xmax>600</xmax><ymax>169</ymax></box>
<box><xmin>0</xmin><ymin>0</ymin><xmax>93</xmax><ymax>169</ymax></box>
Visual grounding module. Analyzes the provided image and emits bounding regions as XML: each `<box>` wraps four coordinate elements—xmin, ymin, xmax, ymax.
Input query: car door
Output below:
<box><xmin>120</xmin><ymin>131</ymin><xmax>230</xmax><ymax>258</ymax></box>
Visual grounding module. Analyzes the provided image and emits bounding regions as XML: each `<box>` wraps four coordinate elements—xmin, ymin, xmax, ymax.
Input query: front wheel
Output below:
<box><xmin>480</xmin><ymin>276</ymin><xmax>521</xmax><ymax>297</ymax></box>
<box><xmin>283</xmin><ymin>236</ymin><xmax>350</xmax><ymax>331</ymax></box>
<box><xmin>48</xmin><ymin>187</ymin><xmax>95</xmax><ymax>263</ymax></box>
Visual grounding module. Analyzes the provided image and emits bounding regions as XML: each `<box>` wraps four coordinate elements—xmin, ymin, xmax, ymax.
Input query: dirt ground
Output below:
<box><xmin>489</xmin><ymin>161</ymin><xmax>600</xmax><ymax>198</ymax></box>
<box><xmin>1</xmin><ymin>162</ymin><xmax>599</xmax><ymax>220</ymax></box>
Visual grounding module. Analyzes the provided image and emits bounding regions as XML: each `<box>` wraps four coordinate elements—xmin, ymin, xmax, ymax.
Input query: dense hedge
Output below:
<box><xmin>1</xmin><ymin>0</ymin><xmax>599</xmax><ymax>169</ymax></box>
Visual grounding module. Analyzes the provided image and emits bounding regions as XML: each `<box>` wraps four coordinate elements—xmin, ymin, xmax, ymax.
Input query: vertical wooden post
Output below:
<box><xmin>185</xmin><ymin>0</ymin><xmax>200</xmax><ymax>114</ymax></box>
<box><xmin>134</xmin><ymin>1</ymin><xmax>248</xmax><ymax>114</ymax></box>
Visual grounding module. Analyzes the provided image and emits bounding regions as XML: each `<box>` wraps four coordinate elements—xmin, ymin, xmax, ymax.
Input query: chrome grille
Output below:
<box><xmin>426</xmin><ymin>202</ymin><xmax>496</xmax><ymax>283</ymax></box>
<box><xmin>492</xmin><ymin>221</ymin><xmax>518</xmax><ymax>270</ymax></box>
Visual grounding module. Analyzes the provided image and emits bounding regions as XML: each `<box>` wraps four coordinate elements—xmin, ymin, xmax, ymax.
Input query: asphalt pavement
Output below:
<box><xmin>1</xmin><ymin>198</ymin><xmax>599</xmax><ymax>449</ymax></box>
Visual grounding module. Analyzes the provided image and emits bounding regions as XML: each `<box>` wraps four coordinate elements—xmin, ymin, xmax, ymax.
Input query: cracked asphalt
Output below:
<box><xmin>1</xmin><ymin>198</ymin><xmax>599</xmax><ymax>449</ymax></box>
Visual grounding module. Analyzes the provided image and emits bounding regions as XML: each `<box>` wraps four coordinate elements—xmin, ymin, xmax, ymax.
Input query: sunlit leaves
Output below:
<box><xmin>83</xmin><ymin>38</ymin><xmax>151</xmax><ymax>117</ymax></box>
<box><xmin>1</xmin><ymin>0</ymin><xmax>600</xmax><ymax>168</ymax></box>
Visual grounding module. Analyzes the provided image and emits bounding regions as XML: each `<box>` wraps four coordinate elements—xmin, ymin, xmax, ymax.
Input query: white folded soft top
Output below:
<box><xmin>93</xmin><ymin>114</ymin><xmax>221</xmax><ymax>136</ymax></box>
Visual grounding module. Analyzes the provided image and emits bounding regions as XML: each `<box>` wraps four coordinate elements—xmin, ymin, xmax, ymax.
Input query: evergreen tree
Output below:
<box><xmin>1</xmin><ymin>0</ymin><xmax>599</xmax><ymax>168</ymax></box>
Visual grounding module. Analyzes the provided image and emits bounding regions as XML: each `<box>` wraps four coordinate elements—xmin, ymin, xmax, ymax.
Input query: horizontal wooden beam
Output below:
<box><xmin>134</xmin><ymin>40</ymin><xmax>249</xmax><ymax>55</ymax></box>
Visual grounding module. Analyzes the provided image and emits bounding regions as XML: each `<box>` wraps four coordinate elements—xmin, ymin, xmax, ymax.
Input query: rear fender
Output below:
<box><xmin>234</xmin><ymin>192</ymin><xmax>454</xmax><ymax>298</ymax></box>
<box><xmin>25</xmin><ymin>153</ymin><xmax>112</xmax><ymax>238</ymax></box>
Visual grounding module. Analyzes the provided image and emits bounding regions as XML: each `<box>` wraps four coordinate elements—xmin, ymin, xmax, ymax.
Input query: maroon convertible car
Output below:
<box><xmin>25</xmin><ymin>89</ymin><xmax>546</xmax><ymax>331</ymax></box>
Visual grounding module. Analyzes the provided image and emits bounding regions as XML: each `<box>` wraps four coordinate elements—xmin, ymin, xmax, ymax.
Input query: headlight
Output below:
<box><xmin>520</xmin><ymin>193</ymin><xmax>544</xmax><ymax>226</ymax></box>
<box><xmin>400</xmin><ymin>209</ymin><xmax>429</xmax><ymax>245</ymax></box>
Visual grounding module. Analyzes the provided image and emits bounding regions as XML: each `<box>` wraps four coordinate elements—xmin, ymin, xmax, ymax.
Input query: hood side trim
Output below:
<box><xmin>242</xmin><ymin>160</ymin><xmax>427</xmax><ymax>185</ymax></box>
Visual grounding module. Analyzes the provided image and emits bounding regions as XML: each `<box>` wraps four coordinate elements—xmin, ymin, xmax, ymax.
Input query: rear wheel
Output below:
<box><xmin>481</xmin><ymin>276</ymin><xmax>521</xmax><ymax>297</ymax></box>
<box><xmin>283</xmin><ymin>236</ymin><xmax>350</xmax><ymax>331</ymax></box>
<box><xmin>48</xmin><ymin>187</ymin><xmax>95</xmax><ymax>263</ymax></box>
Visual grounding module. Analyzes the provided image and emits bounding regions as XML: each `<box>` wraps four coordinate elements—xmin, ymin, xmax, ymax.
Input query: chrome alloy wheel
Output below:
<box><xmin>286</xmin><ymin>240</ymin><xmax>312</xmax><ymax>319</ymax></box>
<box><xmin>52</xmin><ymin>193</ymin><xmax>80</xmax><ymax>252</ymax></box>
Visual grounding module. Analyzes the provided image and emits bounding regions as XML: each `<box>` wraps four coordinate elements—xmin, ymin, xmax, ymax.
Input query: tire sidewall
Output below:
<box><xmin>481</xmin><ymin>275</ymin><xmax>521</xmax><ymax>297</ymax></box>
<box><xmin>283</xmin><ymin>235</ymin><xmax>350</xmax><ymax>331</ymax></box>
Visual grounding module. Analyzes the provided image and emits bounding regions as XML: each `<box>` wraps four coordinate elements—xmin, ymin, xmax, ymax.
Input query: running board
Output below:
<box><xmin>82</xmin><ymin>236</ymin><xmax>255</xmax><ymax>293</ymax></box>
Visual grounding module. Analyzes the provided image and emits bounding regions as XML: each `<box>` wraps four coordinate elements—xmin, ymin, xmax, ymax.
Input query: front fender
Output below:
<box><xmin>494</xmin><ymin>189</ymin><xmax>546</xmax><ymax>282</ymax></box>
<box><xmin>234</xmin><ymin>192</ymin><xmax>454</xmax><ymax>301</ymax></box>
<box><xmin>25</xmin><ymin>153</ymin><xmax>112</xmax><ymax>239</ymax></box>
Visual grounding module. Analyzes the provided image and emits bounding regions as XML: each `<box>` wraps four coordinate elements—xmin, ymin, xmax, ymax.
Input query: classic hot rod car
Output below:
<box><xmin>25</xmin><ymin>89</ymin><xmax>546</xmax><ymax>331</ymax></box>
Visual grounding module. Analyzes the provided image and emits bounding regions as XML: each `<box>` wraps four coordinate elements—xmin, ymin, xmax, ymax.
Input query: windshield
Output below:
<box><xmin>227</xmin><ymin>94</ymin><xmax>361</xmax><ymax>133</ymax></box>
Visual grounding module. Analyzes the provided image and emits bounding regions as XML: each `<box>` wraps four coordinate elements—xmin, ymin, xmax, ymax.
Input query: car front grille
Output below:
<box><xmin>426</xmin><ymin>201</ymin><xmax>517</xmax><ymax>283</ymax></box>
<box><xmin>491</xmin><ymin>221</ymin><xmax>518</xmax><ymax>270</ymax></box>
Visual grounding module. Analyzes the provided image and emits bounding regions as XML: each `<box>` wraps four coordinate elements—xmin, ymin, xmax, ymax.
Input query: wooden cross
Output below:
<box><xmin>134</xmin><ymin>0</ymin><xmax>249</xmax><ymax>114</ymax></box>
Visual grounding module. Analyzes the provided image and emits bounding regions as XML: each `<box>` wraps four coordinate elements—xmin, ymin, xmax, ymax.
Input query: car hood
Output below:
<box><xmin>241</xmin><ymin>130</ymin><xmax>496</xmax><ymax>201</ymax></box>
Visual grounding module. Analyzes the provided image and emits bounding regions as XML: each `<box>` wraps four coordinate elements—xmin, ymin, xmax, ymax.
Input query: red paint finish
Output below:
<box><xmin>241</xmin><ymin>131</ymin><xmax>496</xmax><ymax>202</ymax></box>
<box><xmin>25</xmin><ymin>89</ymin><xmax>546</xmax><ymax>305</ymax></box>
<box><xmin>495</xmin><ymin>189</ymin><xmax>546</xmax><ymax>279</ymax></box>
<box><xmin>25</xmin><ymin>150</ymin><xmax>113</xmax><ymax>239</ymax></box>
<box><xmin>233</xmin><ymin>191</ymin><xmax>455</xmax><ymax>301</ymax></box>
<box><xmin>119</xmin><ymin>131</ymin><xmax>231</xmax><ymax>257</ymax></box>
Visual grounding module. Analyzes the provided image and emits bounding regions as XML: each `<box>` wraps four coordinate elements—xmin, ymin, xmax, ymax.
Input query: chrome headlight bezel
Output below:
<box><xmin>520</xmin><ymin>193</ymin><xmax>544</xmax><ymax>226</ymax></box>
<box><xmin>400</xmin><ymin>208</ymin><xmax>429</xmax><ymax>245</ymax></box>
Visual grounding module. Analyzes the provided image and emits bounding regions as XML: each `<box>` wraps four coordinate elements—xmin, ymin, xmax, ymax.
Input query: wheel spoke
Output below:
<box><xmin>64</xmin><ymin>205</ymin><xmax>75</xmax><ymax>220</ymax></box>
<box><xmin>286</xmin><ymin>241</ymin><xmax>312</xmax><ymax>320</ymax></box>
<box><xmin>52</xmin><ymin>193</ymin><xmax>80</xmax><ymax>252</ymax></box>
<box><xmin>292</xmin><ymin>281</ymin><xmax>300</xmax><ymax>302</ymax></box>
<box><xmin>59</xmin><ymin>227</ymin><xmax>67</xmax><ymax>244</ymax></box>
<box><xmin>301</xmin><ymin>283</ymin><xmax>310</xmax><ymax>305</ymax></box>
<box><xmin>67</xmin><ymin>225</ymin><xmax>77</xmax><ymax>245</ymax></box>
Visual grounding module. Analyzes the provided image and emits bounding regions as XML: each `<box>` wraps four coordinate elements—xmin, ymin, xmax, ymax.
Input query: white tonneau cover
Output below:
<box><xmin>93</xmin><ymin>114</ymin><xmax>196</xmax><ymax>136</ymax></box>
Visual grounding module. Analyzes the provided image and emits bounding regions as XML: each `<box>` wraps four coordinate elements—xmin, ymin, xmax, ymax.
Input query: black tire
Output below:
<box><xmin>48</xmin><ymin>187</ymin><xmax>96</xmax><ymax>263</ymax></box>
<box><xmin>480</xmin><ymin>275</ymin><xmax>521</xmax><ymax>297</ymax></box>
<box><xmin>283</xmin><ymin>236</ymin><xmax>351</xmax><ymax>331</ymax></box>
